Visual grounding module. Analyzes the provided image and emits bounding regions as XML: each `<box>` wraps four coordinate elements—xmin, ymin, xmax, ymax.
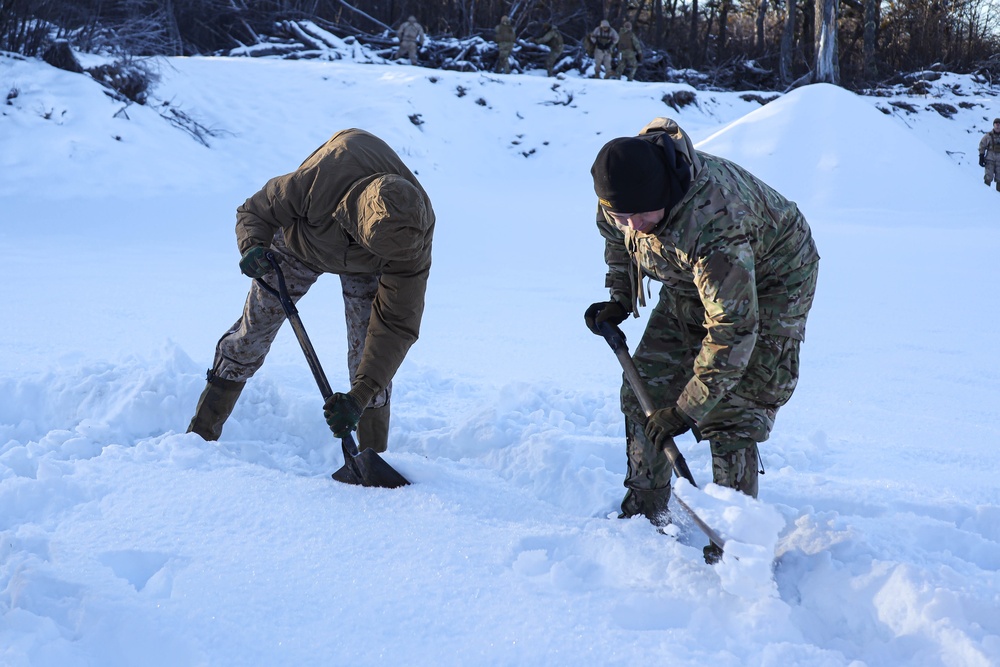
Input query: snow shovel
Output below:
<box><xmin>255</xmin><ymin>252</ymin><xmax>409</xmax><ymax>489</ymax></box>
<box><xmin>596</xmin><ymin>321</ymin><xmax>726</xmax><ymax>556</ymax></box>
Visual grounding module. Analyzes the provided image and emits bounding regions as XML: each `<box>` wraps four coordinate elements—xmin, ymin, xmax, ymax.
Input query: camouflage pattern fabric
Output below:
<box><xmin>618</xmin><ymin>281</ymin><xmax>810</xmax><ymax>492</ymax></box>
<box><xmin>597</xmin><ymin>118</ymin><xmax>820</xmax><ymax>424</ymax></box>
<box><xmin>615</xmin><ymin>29</ymin><xmax>641</xmax><ymax>80</ymax></box>
<box><xmin>212</xmin><ymin>232</ymin><xmax>391</xmax><ymax>409</ymax></box>
<box><xmin>396</xmin><ymin>19</ymin><xmax>424</xmax><ymax>62</ymax></box>
<box><xmin>712</xmin><ymin>443</ymin><xmax>759</xmax><ymax>498</ymax></box>
<box><xmin>537</xmin><ymin>27</ymin><xmax>564</xmax><ymax>76</ymax></box>
<box><xmin>592</xmin><ymin>48</ymin><xmax>613</xmax><ymax>79</ymax></box>
<box><xmin>980</xmin><ymin>130</ymin><xmax>1000</xmax><ymax>187</ymax></box>
<box><xmin>495</xmin><ymin>22</ymin><xmax>516</xmax><ymax>74</ymax></box>
<box><xmin>594</xmin><ymin>117</ymin><xmax>819</xmax><ymax>500</ymax></box>
<box><xmin>590</xmin><ymin>26</ymin><xmax>618</xmax><ymax>79</ymax></box>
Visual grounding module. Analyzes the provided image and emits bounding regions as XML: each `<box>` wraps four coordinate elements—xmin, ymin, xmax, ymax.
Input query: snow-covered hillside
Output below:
<box><xmin>1</xmin><ymin>51</ymin><xmax>998</xmax><ymax>666</ymax></box>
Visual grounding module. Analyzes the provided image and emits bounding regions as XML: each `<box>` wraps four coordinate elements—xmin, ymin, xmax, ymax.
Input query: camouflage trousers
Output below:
<box><xmin>496</xmin><ymin>44</ymin><xmax>514</xmax><ymax>73</ymax></box>
<box><xmin>615</xmin><ymin>52</ymin><xmax>638</xmax><ymax>80</ymax></box>
<box><xmin>545</xmin><ymin>48</ymin><xmax>563</xmax><ymax>76</ymax></box>
<box><xmin>211</xmin><ymin>232</ymin><xmax>391</xmax><ymax>409</ymax></box>
<box><xmin>620</xmin><ymin>280</ymin><xmax>814</xmax><ymax>496</ymax></box>
<box><xmin>984</xmin><ymin>156</ymin><xmax>1000</xmax><ymax>188</ymax></box>
<box><xmin>593</xmin><ymin>49</ymin><xmax>613</xmax><ymax>78</ymax></box>
<box><xmin>396</xmin><ymin>41</ymin><xmax>419</xmax><ymax>63</ymax></box>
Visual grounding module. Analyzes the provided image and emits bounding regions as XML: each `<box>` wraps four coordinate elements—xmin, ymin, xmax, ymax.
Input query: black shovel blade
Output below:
<box><xmin>331</xmin><ymin>441</ymin><xmax>410</xmax><ymax>489</ymax></box>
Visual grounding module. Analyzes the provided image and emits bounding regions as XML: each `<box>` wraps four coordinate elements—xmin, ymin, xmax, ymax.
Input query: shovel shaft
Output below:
<box><xmin>598</xmin><ymin>323</ymin><xmax>698</xmax><ymax>488</ymax></box>
<box><xmin>255</xmin><ymin>253</ymin><xmax>365</xmax><ymax>463</ymax></box>
<box><xmin>596</xmin><ymin>321</ymin><xmax>726</xmax><ymax>553</ymax></box>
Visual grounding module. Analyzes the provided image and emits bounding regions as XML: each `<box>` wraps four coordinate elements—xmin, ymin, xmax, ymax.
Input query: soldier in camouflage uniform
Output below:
<box><xmin>395</xmin><ymin>16</ymin><xmax>425</xmax><ymax>64</ymax></box>
<box><xmin>586</xmin><ymin>118</ymin><xmax>819</xmax><ymax>556</ymax></box>
<box><xmin>589</xmin><ymin>20</ymin><xmax>619</xmax><ymax>79</ymax></box>
<box><xmin>978</xmin><ymin>118</ymin><xmax>1000</xmax><ymax>191</ymax></box>
<box><xmin>187</xmin><ymin>129</ymin><xmax>435</xmax><ymax>454</ymax></box>
<box><xmin>614</xmin><ymin>22</ymin><xmax>642</xmax><ymax>81</ymax></box>
<box><xmin>495</xmin><ymin>15</ymin><xmax>517</xmax><ymax>74</ymax></box>
<box><xmin>536</xmin><ymin>22</ymin><xmax>564</xmax><ymax>77</ymax></box>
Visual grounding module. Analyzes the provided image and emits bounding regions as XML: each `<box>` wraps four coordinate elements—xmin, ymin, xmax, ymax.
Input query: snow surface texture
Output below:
<box><xmin>2</xmin><ymin>51</ymin><xmax>999</xmax><ymax>666</ymax></box>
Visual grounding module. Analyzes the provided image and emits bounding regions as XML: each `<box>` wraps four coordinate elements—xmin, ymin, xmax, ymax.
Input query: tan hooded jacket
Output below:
<box><xmin>236</xmin><ymin>129</ymin><xmax>435</xmax><ymax>391</ymax></box>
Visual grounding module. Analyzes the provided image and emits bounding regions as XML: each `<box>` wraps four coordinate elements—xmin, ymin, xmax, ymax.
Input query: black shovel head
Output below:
<box><xmin>331</xmin><ymin>440</ymin><xmax>410</xmax><ymax>489</ymax></box>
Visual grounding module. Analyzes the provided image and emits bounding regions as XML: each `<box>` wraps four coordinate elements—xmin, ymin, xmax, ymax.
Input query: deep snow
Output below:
<box><xmin>1</xmin><ymin>50</ymin><xmax>999</xmax><ymax>667</ymax></box>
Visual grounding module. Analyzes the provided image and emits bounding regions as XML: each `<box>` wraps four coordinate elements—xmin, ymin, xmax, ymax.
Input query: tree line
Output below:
<box><xmin>3</xmin><ymin>0</ymin><xmax>999</xmax><ymax>90</ymax></box>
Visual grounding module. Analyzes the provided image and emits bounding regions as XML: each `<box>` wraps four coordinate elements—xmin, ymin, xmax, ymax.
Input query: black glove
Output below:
<box><xmin>584</xmin><ymin>300</ymin><xmax>629</xmax><ymax>335</ymax></box>
<box><xmin>239</xmin><ymin>245</ymin><xmax>272</xmax><ymax>279</ymax></box>
<box><xmin>636</xmin><ymin>51</ymin><xmax>643</xmax><ymax>63</ymax></box>
<box><xmin>980</xmin><ymin>154</ymin><xmax>986</xmax><ymax>167</ymax></box>
<box><xmin>644</xmin><ymin>406</ymin><xmax>693</xmax><ymax>447</ymax></box>
<box><xmin>323</xmin><ymin>392</ymin><xmax>364</xmax><ymax>438</ymax></box>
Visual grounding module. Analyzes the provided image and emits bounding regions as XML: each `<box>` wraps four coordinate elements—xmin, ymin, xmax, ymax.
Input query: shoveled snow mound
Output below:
<box><xmin>697</xmin><ymin>82</ymin><xmax>995</xmax><ymax>221</ymax></box>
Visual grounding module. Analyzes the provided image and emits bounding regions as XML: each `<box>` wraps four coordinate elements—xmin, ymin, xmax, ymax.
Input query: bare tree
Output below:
<box><xmin>814</xmin><ymin>0</ymin><xmax>838</xmax><ymax>83</ymax></box>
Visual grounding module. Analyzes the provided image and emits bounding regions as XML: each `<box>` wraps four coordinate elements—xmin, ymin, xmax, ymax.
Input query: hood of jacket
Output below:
<box><xmin>336</xmin><ymin>173</ymin><xmax>430</xmax><ymax>262</ymax></box>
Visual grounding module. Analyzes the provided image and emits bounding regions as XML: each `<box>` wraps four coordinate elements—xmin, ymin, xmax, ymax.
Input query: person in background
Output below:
<box><xmin>536</xmin><ymin>22</ymin><xmax>564</xmax><ymax>77</ymax></box>
<box><xmin>978</xmin><ymin>118</ymin><xmax>1000</xmax><ymax>191</ymax></box>
<box><xmin>615</xmin><ymin>21</ymin><xmax>642</xmax><ymax>81</ymax></box>
<box><xmin>495</xmin><ymin>15</ymin><xmax>517</xmax><ymax>74</ymax></box>
<box><xmin>589</xmin><ymin>20</ymin><xmax>618</xmax><ymax>79</ymax></box>
<box><xmin>395</xmin><ymin>15</ymin><xmax>425</xmax><ymax>64</ymax></box>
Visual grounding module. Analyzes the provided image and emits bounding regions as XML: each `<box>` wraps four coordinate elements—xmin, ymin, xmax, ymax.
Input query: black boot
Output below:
<box><xmin>619</xmin><ymin>486</ymin><xmax>672</xmax><ymax>527</ymax></box>
<box><xmin>187</xmin><ymin>371</ymin><xmax>245</xmax><ymax>441</ymax></box>
<box><xmin>356</xmin><ymin>403</ymin><xmax>390</xmax><ymax>453</ymax></box>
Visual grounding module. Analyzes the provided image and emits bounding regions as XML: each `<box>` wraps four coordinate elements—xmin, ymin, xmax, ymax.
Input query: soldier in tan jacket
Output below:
<box><xmin>586</xmin><ymin>119</ymin><xmax>819</xmax><ymax>560</ymax></box>
<box><xmin>188</xmin><ymin>129</ymin><xmax>435</xmax><ymax>454</ymax></box>
<box><xmin>395</xmin><ymin>16</ymin><xmax>425</xmax><ymax>64</ymax></box>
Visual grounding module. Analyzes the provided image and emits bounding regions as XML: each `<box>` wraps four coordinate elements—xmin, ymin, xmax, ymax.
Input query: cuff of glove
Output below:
<box><xmin>676</xmin><ymin>407</ymin><xmax>702</xmax><ymax>441</ymax></box>
<box><xmin>347</xmin><ymin>376</ymin><xmax>381</xmax><ymax>411</ymax></box>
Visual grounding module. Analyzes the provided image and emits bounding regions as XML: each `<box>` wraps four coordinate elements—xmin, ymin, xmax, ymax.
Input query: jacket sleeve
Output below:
<box><xmin>595</xmin><ymin>206</ymin><xmax>633</xmax><ymax>307</ymax></box>
<box><xmin>676</xmin><ymin>233</ymin><xmax>759</xmax><ymax>422</ymax></box>
<box><xmin>357</xmin><ymin>256</ymin><xmax>430</xmax><ymax>390</ymax></box>
<box><xmin>235</xmin><ymin>166</ymin><xmax>317</xmax><ymax>254</ymax></box>
<box><xmin>980</xmin><ymin>133</ymin><xmax>991</xmax><ymax>154</ymax></box>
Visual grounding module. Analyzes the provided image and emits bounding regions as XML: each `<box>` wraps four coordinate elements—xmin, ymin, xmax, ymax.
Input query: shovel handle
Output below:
<box><xmin>596</xmin><ymin>322</ymin><xmax>699</xmax><ymax>489</ymax></box>
<box><xmin>253</xmin><ymin>253</ymin><xmax>358</xmax><ymax>458</ymax></box>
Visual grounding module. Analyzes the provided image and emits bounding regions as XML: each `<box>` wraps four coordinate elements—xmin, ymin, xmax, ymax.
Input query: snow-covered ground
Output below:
<box><xmin>1</xmin><ymin>50</ymin><xmax>998</xmax><ymax>666</ymax></box>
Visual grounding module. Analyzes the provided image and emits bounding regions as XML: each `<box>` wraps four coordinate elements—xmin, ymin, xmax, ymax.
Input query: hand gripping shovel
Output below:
<box><xmin>597</xmin><ymin>321</ymin><xmax>726</xmax><ymax>557</ymax></box>
<box><xmin>255</xmin><ymin>252</ymin><xmax>409</xmax><ymax>489</ymax></box>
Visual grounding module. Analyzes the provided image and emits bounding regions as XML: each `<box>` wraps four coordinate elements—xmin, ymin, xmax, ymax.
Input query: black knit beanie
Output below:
<box><xmin>591</xmin><ymin>136</ymin><xmax>689</xmax><ymax>214</ymax></box>
<box><xmin>591</xmin><ymin>138</ymin><xmax>666</xmax><ymax>213</ymax></box>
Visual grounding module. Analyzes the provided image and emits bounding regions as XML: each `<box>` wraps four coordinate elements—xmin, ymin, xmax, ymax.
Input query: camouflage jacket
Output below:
<box><xmin>398</xmin><ymin>20</ymin><xmax>424</xmax><ymax>45</ymax></box>
<box><xmin>236</xmin><ymin>129</ymin><xmax>435</xmax><ymax>391</ymax></box>
<box><xmin>596</xmin><ymin>118</ymin><xmax>819</xmax><ymax>421</ymax></box>
<box><xmin>618</xmin><ymin>29</ymin><xmax>641</xmax><ymax>55</ymax></box>
<box><xmin>979</xmin><ymin>130</ymin><xmax>1000</xmax><ymax>156</ymax></box>
<box><xmin>496</xmin><ymin>22</ymin><xmax>516</xmax><ymax>46</ymax></box>
<box><xmin>537</xmin><ymin>27</ymin><xmax>564</xmax><ymax>52</ymax></box>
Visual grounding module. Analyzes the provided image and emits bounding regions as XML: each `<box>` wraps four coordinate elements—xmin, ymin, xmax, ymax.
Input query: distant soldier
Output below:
<box><xmin>536</xmin><ymin>22</ymin><xmax>564</xmax><ymax>77</ymax></box>
<box><xmin>395</xmin><ymin>15</ymin><xmax>425</xmax><ymax>64</ymax></box>
<box><xmin>615</xmin><ymin>21</ymin><xmax>643</xmax><ymax>81</ymax></box>
<box><xmin>978</xmin><ymin>118</ymin><xmax>1000</xmax><ymax>191</ymax></box>
<box><xmin>495</xmin><ymin>15</ymin><xmax>517</xmax><ymax>74</ymax></box>
<box><xmin>590</xmin><ymin>20</ymin><xmax>619</xmax><ymax>80</ymax></box>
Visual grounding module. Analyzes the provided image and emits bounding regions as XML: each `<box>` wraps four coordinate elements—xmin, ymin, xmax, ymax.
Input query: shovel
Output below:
<box><xmin>255</xmin><ymin>252</ymin><xmax>410</xmax><ymax>489</ymax></box>
<box><xmin>596</xmin><ymin>321</ymin><xmax>726</xmax><ymax>555</ymax></box>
